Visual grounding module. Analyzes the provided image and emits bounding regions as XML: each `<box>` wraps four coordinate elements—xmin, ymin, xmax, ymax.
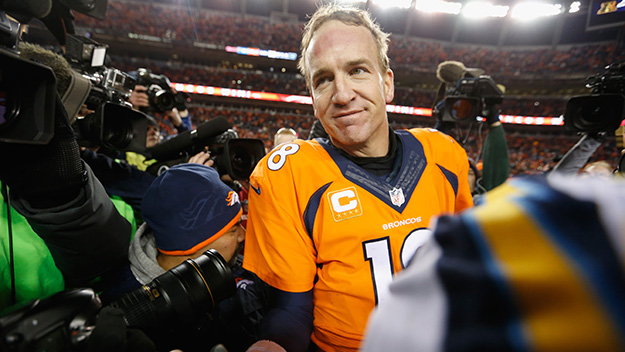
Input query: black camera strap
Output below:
<box><xmin>2</xmin><ymin>182</ymin><xmax>16</xmax><ymax>306</ymax></box>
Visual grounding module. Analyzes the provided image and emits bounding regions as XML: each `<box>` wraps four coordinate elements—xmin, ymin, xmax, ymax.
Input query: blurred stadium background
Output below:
<box><xmin>25</xmin><ymin>0</ymin><xmax>625</xmax><ymax>175</ymax></box>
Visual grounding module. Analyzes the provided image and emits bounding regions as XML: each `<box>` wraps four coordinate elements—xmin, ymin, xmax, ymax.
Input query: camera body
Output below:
<box><xmin>439</xmin><ymin>75</ymin><xmax>504</xmax><ymax>122</ymax></box>
<box><xmin>0</xmin><ymin>288</ymin><xmax>101</xmax><ymax>352</ymax></box>
<box><xmin>65</xmin><ymin>34</ymin><xmax>148</xmax><ymax>153</ymax></box>
<box><xmin>0</xmin><ymin>250</ymin><xmax>235</xmax><ymax>351</ymax></box>
<box><xmin>134</xmin><ymin>68</ymin><xmax>188</xmax><ymax>113</ymax></box>
<box><xmin>564</xmin><ymin>60</ymin><xmax>625</xmax><ymax>134</ymax></box>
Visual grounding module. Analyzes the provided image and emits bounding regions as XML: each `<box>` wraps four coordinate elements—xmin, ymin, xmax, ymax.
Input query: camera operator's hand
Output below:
<box><xmin>188</xmin><ymin>150</ymin><xmax>215</xmax><ymax>167</ymax></box>
<box><xmin>78</xmin><ymin>104</ymin><xmax>95</xmax><ymax>119</ymax></box>
<box><xmin>165</xmin><ymin>107</ymin><xmax>184</xmax><ymax>128</ymax></box>
<box><xmin>483</xmin><ymin>105</ymin><xmax>502</xmax><ymax>127</ymax></box>
<box><xmin>87</xmin><ymin>307</ymin><xmax>157</xmax><ymax>352</ymax></box>
<box><xmin>166</xmin><ymin>107</ymin><xmax>192</xmax><ymax>132</ymax></box>
<box><xmin>129</xmin><ymin>85</ymin><xmax>150</xmax><ymax>110</ymax></box>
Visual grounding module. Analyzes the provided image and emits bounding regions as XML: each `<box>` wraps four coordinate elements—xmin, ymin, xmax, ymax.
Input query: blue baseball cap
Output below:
<box><xmin>141</xmin><ymin>163</ymin><xmax>242</xmax><ymax>256</ymax></box>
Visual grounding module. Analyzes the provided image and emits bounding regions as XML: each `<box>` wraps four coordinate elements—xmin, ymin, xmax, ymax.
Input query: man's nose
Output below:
<box><xmin>331</xmin><ymin>75</ymin><xmax>355</xmax><ymax>105</ymax></box>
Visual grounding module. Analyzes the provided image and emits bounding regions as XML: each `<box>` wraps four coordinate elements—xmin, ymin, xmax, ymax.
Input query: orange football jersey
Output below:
<box><xmin>243</xmin><ymin>128</ymin><xmax>472</xmax><ymax>351</ymax></box>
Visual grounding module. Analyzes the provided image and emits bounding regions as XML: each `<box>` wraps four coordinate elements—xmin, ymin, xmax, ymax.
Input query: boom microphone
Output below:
<box><xmin>147</xmin><ymin>116</ymin><xmax>231</xmax><ymax>161</ymax></box>
<box><xmin>2</xmin><ymin>0</ymin><xmax>52</xmax><ymax>20</ymax></box>
<box><xmin>436</xmin><ymin>61</ymin><xmax>485</xmax><ymax>84</ymax></box>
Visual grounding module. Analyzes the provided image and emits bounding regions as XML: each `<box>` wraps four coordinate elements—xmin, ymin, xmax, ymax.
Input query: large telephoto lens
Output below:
<box><xmin>109</xmin><ymin>249</ymin><xmax>235</xmax><ymax>331</ymax></box>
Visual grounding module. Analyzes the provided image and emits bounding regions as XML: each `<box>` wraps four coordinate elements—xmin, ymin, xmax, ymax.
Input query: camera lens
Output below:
<box><xmin>219</xmin><ymin>139</ymin><xmax>266</xmax><ymax>180</ymax></box>
<box><xmin>564</xmin><ymin>94</ymin><xmax>625</xmax><ymax>133</ymax></box>
<box><xmin>0</xmin><ymin>90</ymin><xmax>21</xmax><ymax>128</ymax></box>
<box><xmin>147</xmin><ymin>86</ymin><xmax>175</xmax><ymax>112</ymax></box>
<box><xmin>102</xmin><ymin>112</ymin><xmax>135</xmax><ymax>150</ymax></box>
<box><xmin>109</xmin><ymin>249</ymin><xmax>235</xmax><ymax>331</ymax></box>
<box><xmin>230</xmin><ymin>145</ymin><xmax>256</xmax><ymax>180</ymax></box>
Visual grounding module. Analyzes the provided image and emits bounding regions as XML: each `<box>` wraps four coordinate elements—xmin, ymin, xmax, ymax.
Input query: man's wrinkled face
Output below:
<box><xmin>306</xmin><ymin>20</ymin><xmax>394</xmax><ymax>157</ymax></box>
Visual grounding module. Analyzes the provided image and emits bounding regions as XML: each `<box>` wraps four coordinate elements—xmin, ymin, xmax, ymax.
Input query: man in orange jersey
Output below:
<box><xmin>243</xmin><ymin>4</ymin><xmax>473</xmax><ymax>352</ymax></box>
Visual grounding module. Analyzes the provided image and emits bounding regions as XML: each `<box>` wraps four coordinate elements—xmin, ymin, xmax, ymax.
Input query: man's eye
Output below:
<box><xmin>352</xmin><ymin>67</ymin><xmax>366</xmax><ymax>75</ymax></box>
<box><xmin>315</xmin><ymin>77</ymin><xmax>329</xmax><ymax>87</ymax></box>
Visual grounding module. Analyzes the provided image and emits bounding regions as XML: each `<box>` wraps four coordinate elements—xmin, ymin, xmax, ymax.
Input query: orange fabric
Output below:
<box><xmin>243</xmin><ymin>129</ymin><xmax>472</xmax><ymax>351</ymax></box>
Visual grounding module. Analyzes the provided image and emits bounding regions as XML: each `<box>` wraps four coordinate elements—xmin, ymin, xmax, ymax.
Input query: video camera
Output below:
<box><xmin>65</xmin><ymin>34</ymin><xmax>148</xmax><ymax>153</ymax></box>
<box><xmin>147</xmin><ymin>116</ymin><xmax>266</xmax><ymax>180</ymax></box>
<box><xmin>563</xmin><ymin>60</ymin><xmax>625</xmax><ymax>134</ymax></box>
<box><xmin>0</xmin><ymin>11</ymin><xmax>57</xmax><ymax>145</ymax></box>
<box><xmin>438</xmin><ymin>75</ymin><xmax>504</xmax><ymax>122</ymax></box>
<box><xmin>0</xmin><ymin>249</ymin><xmax>236</xmax><ymax>351</ymax></box>
<box><xmin>133</xmin><ymin>68</ymin><xmax>189</xmax><ymax>113</ymax></box>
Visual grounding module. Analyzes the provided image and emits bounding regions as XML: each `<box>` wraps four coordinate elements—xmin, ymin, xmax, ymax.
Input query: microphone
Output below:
<box><xmin>3</xmin><ymin>0</ymin><xmax>52</xmax><ymax>20</ymax></box>
<box><xmin>147</xmin><ymin>116</ymin><xmax>231</xmax><ymax>161</ymax></box>
<box><xmin>436</xmin><ymin>61</ymin><xmax>485</xmax><ymax>85</ymax></box>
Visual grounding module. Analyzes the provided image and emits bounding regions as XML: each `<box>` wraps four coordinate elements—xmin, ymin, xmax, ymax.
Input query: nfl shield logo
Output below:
<box><xmin>389</xmin><ymin>187</ymin><xmax>405</xmax><ymax>207</ymax></box>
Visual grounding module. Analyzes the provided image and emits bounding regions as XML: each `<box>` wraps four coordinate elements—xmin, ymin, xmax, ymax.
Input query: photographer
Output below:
<box><xmin>0</xmin><ymin>37</ymin><xmax>133</xmax><ymax>308</ymax></box>
<box><xmin>122</xmin><ymin>81</ymin><xmax>192</xmax><ymax>173</ymax></box>
<box><xmin>99</xmin><ymin>162</ymin><xmax>269</xmax><ymax>352</ymax></box>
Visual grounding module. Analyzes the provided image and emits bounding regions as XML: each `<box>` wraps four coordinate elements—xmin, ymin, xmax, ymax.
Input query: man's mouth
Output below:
<box><xmin>334</xmin><ymin>109</ymin><xmax>362</xmax><ymax>118</ymax></box>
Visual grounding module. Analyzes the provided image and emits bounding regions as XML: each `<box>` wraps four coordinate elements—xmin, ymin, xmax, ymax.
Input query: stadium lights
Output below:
<box><xmin>462</xmin><ymin>2</ymin><xmax>509</xmax><ymax>18</ymax></box>
<box><xmin>415</xmin><ymin>0</ymin><xmax>462</xmax><ymax>14</ymax></box>
<box><xmin>372</xmin><ymin>0</ymin><xmax>413</xmax><ymax>9</ymax></box>
<box><xmin>511</xmin><ymin>2</ymin><xmax>563</xmax><ymax>19</ymax></box>
<box><xmin>336</xmin><ymin>0</ymin><xmax>366</xmax><ymax>5</ymax></box>
<box><xmin>569</xmin><ymin>1</ymin><xmax>581</xmax><ymax>13</ymax></box>
<box><xmin>414</xmin><ymin>0</ymin><xmax>570</xmax><ymax>19</ymax></box>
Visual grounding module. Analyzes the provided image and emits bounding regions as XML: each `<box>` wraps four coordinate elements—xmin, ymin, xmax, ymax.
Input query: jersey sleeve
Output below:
<box><xmin>242</xmin><ymin>142</ymin><xmax>318</xmax><ymax>293</ymax></box>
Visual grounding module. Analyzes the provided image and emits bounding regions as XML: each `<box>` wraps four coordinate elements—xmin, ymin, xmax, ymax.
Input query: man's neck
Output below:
<box><xmin>334</xmin><ymin>128</ymin><xmax>399</xmax><ymax>177</ymax></box>
<box><xmin>157</xmin><ymin>253</ymin><xmax>188</xmax><ymax>271</ymax></box>
<box><xmin>335</xmin><ymin>126</ymin><xmax>390</xmax><ymax>158</ymax></box>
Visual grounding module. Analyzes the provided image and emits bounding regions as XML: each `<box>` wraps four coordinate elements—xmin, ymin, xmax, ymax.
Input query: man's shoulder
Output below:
<box><xmin>250</xmin><ymin>139</ymin><xmax>338</xmax><ymax>195</ymax></box>
<box><xmin>396</xmin><ymin>128</ymin><xmax>464</xmax><ymax>150</ymax></box>
<box><xmin>255</xmin><ymin>139</ymin><xmax>331</xmax><ymax>174</ymax></box>
<box><xmin>402</xmin><ymin>127</ymin><xmax>459</xmax><ymax>144</ymax></box>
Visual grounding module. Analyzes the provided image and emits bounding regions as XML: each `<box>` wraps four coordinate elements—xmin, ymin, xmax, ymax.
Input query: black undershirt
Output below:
<box><xmin>333</xmin><ymin>128</ymin><xmax>400</xmax><ymax>178</ymax></box>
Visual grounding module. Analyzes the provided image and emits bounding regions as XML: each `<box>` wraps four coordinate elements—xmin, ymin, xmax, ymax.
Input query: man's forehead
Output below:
<box><xmin>310</xmin><ymin>20</ymin><xmax>371</xmax><ymax>49</ymax></box>
<box><xmin>307</xmin><ymin>21</ymin><xmax>376</xmax><ymax>68</ymax></box>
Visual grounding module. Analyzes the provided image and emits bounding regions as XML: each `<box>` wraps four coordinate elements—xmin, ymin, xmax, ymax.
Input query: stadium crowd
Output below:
<box><xmin>74</xmin><ymin>0</ymin><xmax>625</xmax><ymax>79</ymax></box>
<box><xmin>109</xmin><ymin>57</ymin><xmax>569</xmax><ymax>117</ymax></box>
<box><xmin>2</xmin><ymin>1</ymin><xmax>624</xmax><ymax>352</ymax></box>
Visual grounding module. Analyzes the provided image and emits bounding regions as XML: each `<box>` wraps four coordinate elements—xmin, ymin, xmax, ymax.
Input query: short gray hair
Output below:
<box><xmin>298</xmin><ymin>4</ymin><xmax>390</xmax><ymax>89</ymax></box>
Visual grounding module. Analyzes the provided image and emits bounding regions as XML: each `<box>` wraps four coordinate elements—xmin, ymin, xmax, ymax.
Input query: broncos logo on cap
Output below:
<box><xmin>226</xmin><ymin>191</ymin><xmax>241</xmax><ymax>206</ymax></box>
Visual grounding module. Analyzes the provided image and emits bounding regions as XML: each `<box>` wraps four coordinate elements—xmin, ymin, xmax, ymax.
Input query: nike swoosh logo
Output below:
<box><xmin>250</xmin><ymin>183</ymin><xmax>261</xmax><ymax>195</ymax></box>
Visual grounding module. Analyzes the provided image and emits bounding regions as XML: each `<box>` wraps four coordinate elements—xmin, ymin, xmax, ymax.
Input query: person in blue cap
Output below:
<box><xmin>103</xmin><ymin>163</ymin><xmax>245</xmax><ymax>298</ymax></box>
<box><xmin>99</xmin><ymin>163</ymin><xmax>269</xmax><ymax>352</ymax></box>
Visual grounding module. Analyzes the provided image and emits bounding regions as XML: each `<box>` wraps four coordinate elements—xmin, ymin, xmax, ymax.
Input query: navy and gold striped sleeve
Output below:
<box><xmin>362</xmin><ymin>175</ymin><xmax>625</xmax><ymax>352</ymax></box>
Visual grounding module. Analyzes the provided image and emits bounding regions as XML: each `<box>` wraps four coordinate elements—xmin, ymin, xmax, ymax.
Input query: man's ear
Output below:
<box><xmin>311</xmin><ymin>93</ymin><xmax>319</xmax><ymax>118</ymax></box>
<box><xmin>384</xmin><ymin>69</ymin><xmax>395</xmax><ymax>104</ymax></box>
<box><xmin>237</xmin><ymin>226</ymin><xmax>245</xmax><ymax>242</ymax></box>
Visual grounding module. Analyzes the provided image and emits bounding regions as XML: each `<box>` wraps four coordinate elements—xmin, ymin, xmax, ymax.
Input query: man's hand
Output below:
<box><xmin>246</xmin><ymin>340</ymin><xmax>287</xmax><ymax>352</ymax></box>
<box><xmin>77</xmin><ymin>104</ymin><xmax>95</xmax><ymax>118</ymax></box>
<box><xmin>165</xmin><ymin>107</ymin><xmax>183</xmax><ymax>127</ymax></box>
<box><xmin>87</xmin><ymin>307</ymin><xmax>157</xmax><ymax>352</ymax></box>
<box><xmin>128</xmin><ymin>85</ymin><xmax>150</xmax><ymax>110</ymax></box>
<box><xmin>188</xmin><ymin>150</ymin><xmax>214</xmax><ymax>167</ymax></box>
<box><xmin>483</xmin><ymin>105</ymin><xmax>501</xmax><ymax>126</ymax></box>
